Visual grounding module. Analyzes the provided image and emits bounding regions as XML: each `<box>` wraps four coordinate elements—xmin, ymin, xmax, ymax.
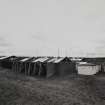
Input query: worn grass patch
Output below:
<box><xmin>0</xmin><ymin>68</ymin><xmax>105</xmax><ymax>105</ymax></box>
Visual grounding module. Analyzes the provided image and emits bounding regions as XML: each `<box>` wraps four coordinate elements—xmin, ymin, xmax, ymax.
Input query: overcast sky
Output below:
<box><xmin>0</xmin><ymin>0</ymin><xmax>105</xmax><ymax>57</ymax></box>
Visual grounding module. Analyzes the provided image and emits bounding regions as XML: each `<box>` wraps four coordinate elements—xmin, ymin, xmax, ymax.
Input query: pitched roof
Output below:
<box><xmin>78</xmin><ymin>62</ymin><xmax>97</xmax><ymax>66</ymax></box>
<box><xmin>0</xmin><ymin>56</ymin><xmax>9</xmax><ymax>60</ymax></box>
<box><xmin>32</xmin><ymin>57</ymin><xmax>49</xmax><ymax>63</ymax></box>
<box><xmin>54</xmin><ymin>57</ymin><xmax>64</xmax><ymax>63</ymax></box>
<box><xmin>47</xmin><ymin>57</ymin><xmax>57</xmax><ymax>63</ymax></box>
<box><xmin>40</xmin><ymin>58</ymin><xmax>49</xmax><ymax>62</ymax></box>
<box><xmin>20</xmin><ymin>58</ymin><xmax>30</xmax><ymax>62</ymax></box>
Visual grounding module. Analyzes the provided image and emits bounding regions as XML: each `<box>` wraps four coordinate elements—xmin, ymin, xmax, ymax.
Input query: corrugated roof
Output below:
<box><xmin>71</xmin><ymin>58</ymin><xmax>82</xmax><ymax>61</ymax></box>
<box><xmin>32</xmin><ymin>58</ymin><xmax>40</xmax><ymax>62</ymax></box>
<box><xmin>78</xmin><ymin>62</ymin><xmax>87</xmax><ymax>64</ymax></box>
<box><xmin>78</xmin><ymin>62</ymin><xmax>96</xmax><ymax>66</ymax></box>
<box><xmin>54</xmin><ymin>57</ymin><xmax>64</xmax><ymax>63</ymax></box>
<box><xmin>32</xmin><ymin>57</ymin><xmax>49</xmax><ymax>63</ymax></box>
<box><xmin>33</xmin><ymin>58</ymin><xmax>42</xmax><ymax>62</ymax></box>
<box><xmin>20</xmin><ymin>58</ymin><xmax>30</xmax><ymax>62</ymax></box>
<box><xmin>41</xmin><ymin>58</ymin><xmax>49</xmax><ymax>62</ymax></box>
<box><xmin>0</xmin><ymin>56</ymin><xmax>9</xmax><ymax>60</ymax></box>
<box><xmin>47</xmin><ymin>57</ymin><xmax>57</xmax><ymax>63</ymax></box>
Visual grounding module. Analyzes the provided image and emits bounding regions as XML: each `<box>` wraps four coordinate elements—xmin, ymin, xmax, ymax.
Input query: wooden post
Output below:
<box><xmin>14</xmin><ymin>62</ymin><xmax>16</xmax><ymax>71</ymax></box>
<box><xmin>12</xmin><ymin>61</ymin><xmax>14</xmax><ymax>71</ymax></box>
<box><xmin>19</xmin><ymin>63</ymin><xmax>22</xmax><ymax>73</ymax></box>
<box><xmin>28</xmin><ymin>63</ymin><xmax>31</xmax><ymax>75</ymax></box>
<box><xmin>25</xmin><ymin>62</ymin><xmax>27</xmax><ymax>75</ymax></box>
<box><xmin>15</xmin><ymin>62</ymin><xmax>18</xmax><ymax>72</ymax></box>
<box><xmin>38</xmin><ymin>63</ymin><xmax>40</xmax><ymax>76</ymax></box>
<box><xmin>33</xmin><ymin>63</ymin><xmax>36</xmax><ymax>75</ymax></box>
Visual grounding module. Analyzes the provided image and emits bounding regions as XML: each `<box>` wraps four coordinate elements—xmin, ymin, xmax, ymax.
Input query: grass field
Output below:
<box><xmin>0</xmin><ymin>67</ymin><xmax>105</xmax><ymax>105</ymax></box>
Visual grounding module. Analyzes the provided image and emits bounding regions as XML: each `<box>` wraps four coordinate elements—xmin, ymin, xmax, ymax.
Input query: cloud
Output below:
<box><xmin>0</xmin><ymin>0</ymin><xmax>105</xmax><ymax>56</ymax></box>
<box><xmin>0</xmin><ymin>35</ymin><xmax>13</xmax><ymax>56</ymax></box>
<box><xmin>0</xmin><ymin>36</ymin><xmax>11</xmax><ymax>47</ymax></box>
<box><xmin>30</xmin><ymin>32</ymin><xmax>48</xmax><ymax>42</ymax></box>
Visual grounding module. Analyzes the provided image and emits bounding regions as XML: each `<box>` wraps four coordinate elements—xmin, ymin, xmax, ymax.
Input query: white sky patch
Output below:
<box><xmin>0</xmin><ymin>0</ymin><xmax>105</xmax><ymax>56</ymax></box>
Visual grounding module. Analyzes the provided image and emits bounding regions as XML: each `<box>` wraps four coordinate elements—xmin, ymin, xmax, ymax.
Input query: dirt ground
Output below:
<box><xmin>0</xmin><ymin>68</ymin><xmax>105</xmax><ymax>105</ymax></box>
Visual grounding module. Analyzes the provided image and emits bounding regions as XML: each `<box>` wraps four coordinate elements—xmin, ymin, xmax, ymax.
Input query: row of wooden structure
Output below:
<box><xmin>0</xmin><ymin>56</ymin><xmax>105</xmax><ymax>77</ymax></box>
<box><xmin>0</xmin><ymin>56</ymin><xmax>77</xmax><ymax>78</ymax></box>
